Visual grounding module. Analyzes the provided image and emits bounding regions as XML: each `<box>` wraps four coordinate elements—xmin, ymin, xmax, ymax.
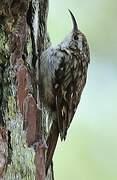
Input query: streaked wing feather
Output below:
<box><xmin>55</xmin><ymin>48</ymin><xmax>89</xmax><ymax>140</ymax></box>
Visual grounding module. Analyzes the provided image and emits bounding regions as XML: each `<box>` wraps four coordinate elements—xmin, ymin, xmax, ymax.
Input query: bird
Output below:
<box><xmin>40</xmin><ymin>10</ymin><xmax>90</xmax><ymax>173</ymax></box>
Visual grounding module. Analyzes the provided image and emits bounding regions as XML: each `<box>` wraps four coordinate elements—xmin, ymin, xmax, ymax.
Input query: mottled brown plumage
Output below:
<box><xmin>40</xmin><ymin>10</ymin><xmax>90</xmax><ymax>173</ymax></box>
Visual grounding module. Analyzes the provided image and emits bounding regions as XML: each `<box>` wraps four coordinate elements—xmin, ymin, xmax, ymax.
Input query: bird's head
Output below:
<box><xmin>61</xmin><ymin>10</ymin><xmax>89</xmax><ymax>60</ymax></box>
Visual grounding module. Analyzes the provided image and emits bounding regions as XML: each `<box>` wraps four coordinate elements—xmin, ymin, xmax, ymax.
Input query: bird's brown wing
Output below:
<box><xmin>55</xmin><ymin>49</ymin><xmax>89</xmax><ymax>140</ymax></box>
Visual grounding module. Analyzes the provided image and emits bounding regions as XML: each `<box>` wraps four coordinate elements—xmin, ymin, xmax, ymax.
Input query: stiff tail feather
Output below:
<box><xmin>46</xmin><ymin>122</ymin><xmax>59</xmax><ymax>174</ymax></box>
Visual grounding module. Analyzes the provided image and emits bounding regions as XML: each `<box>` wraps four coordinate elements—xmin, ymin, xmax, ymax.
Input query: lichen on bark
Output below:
<box><xmin>5</xmin><ymin>113</ymin><xmax>35</xmax><ymax>180</ymax></box>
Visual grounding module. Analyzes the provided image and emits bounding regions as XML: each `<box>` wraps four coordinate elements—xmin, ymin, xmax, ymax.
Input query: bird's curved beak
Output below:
<box><xmin>68</xmin><ymin>9</ymin><xmax>78</xmax><ymax>32</ymax></box>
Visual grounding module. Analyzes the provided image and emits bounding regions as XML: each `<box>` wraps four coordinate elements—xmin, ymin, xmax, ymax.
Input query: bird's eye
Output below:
<box><xmin>73</xmin><ymin>35</ymin><xmax>78</xmax><ymax>40</ymax></box>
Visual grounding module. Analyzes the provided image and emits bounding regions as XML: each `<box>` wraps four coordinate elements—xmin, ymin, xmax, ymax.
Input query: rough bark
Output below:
<box><xmin>0</xmin><ymin>0</ymin><xmax>54</xmax><ymax>180</ymax></box>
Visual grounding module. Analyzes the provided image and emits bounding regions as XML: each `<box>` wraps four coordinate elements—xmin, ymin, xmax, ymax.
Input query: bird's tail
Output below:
<box><xmin>46</xmin><ymin>121</ymin><xmax>59</xmax><ymax>174</ymax></box>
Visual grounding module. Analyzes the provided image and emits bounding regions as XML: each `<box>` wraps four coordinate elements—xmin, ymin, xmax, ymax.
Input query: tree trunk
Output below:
<box><xmin>0</xmin><ymin>0</ymin><xmax>54</xmax><ymax>179</ymax></box>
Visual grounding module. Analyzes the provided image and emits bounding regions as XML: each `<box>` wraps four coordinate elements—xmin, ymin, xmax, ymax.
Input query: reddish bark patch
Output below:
<box><xmin>23</xmin><ymin>94</ymin><xmax>37</xmax><ymax>146</ymax></box>
<box><xmin>34</xmin><ymin>141</ymin><xmax>47</xmax><ymax>180</ymax></box>
<box><xmin>16</xmin><ymin>61</ymin><xmax>29</xmax><ymax>114</ymax></box>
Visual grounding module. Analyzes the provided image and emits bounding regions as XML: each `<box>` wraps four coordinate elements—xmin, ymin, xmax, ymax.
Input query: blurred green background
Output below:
<box><xmin>48</xmin><ymin>0</ymin><xmax>117</xmax><ymax>179</ymax></box>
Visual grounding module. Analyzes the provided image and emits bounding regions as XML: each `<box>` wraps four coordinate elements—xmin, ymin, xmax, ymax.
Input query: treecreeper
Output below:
<box><xmin>40</xmin><ymin>10</ymin><xmax>90</xmax><ymax>173</ymax></box>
